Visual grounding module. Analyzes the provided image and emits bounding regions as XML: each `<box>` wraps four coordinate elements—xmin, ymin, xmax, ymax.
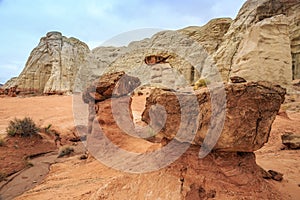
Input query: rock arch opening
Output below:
<box><xmin>144</xmin><ymin>55</ymin><xmax>200</xmax><ymax>85</ymax></box>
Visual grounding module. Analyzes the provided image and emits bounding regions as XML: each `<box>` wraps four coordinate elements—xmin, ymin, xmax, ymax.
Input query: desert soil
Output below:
<box><xmin>0</xmin><ymin>93</ymin><xmax>299</xmax><ymax>199</ymax></box>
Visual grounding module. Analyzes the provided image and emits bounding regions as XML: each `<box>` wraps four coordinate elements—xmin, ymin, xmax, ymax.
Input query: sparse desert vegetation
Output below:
<box><xmin>58</xmin><ymin>145</ymin><xmax>74</xmax><ymax>158</ymax></box>
<box><xmin>6</xmin><ymin>117</ymin><xmax>39</xmax><ymax>137</ymax></box>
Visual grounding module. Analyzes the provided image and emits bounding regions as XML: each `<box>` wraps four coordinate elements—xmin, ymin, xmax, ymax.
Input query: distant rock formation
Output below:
<box><xmin>178</xmin><ymin>18</ymin><xmax>232</xmax><ymax>55</ymax></box>
<box><xmin>82</xmin><ymin>0</ymin><xmax>300</xmax><ymax>90</ymax></box>
<box><xmin>3</xmin><ymin>77</ymin><xmax>18</xmax><ymax>89</ymax></box>
<box><xmin>213</xmin><ymin>0</ymin><xmax>300</xmax><ymax>86</ymax></box>
<box><xmin>0</xmin><ymin>85</ymin><xmax>19</xmax><ymax>97</ymax></box>
<box><xmin>91</xmin><ymin>18</ymin><xmax>233</xmax><ymax>90</ymax></box>
<box><xmin>7</xmin><ymin>0</ymin><xmax>300</xmax><ymax>94</ymax></box>
<box><xmin>9</xmin><ymin>31</ymin><xmax>90</xmax><ymax>94</ymax></box>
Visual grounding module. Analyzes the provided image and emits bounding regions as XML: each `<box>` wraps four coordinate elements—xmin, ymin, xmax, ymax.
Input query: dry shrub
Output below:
<box><xmin>58</xmin><ymin>146</ymin><xmax>74</xmax><ymax>158</ymax></box>
<box><xmin>6</xmin><ymin>117</ymin><xmax>39</xmax><ymax>137</ymax></box>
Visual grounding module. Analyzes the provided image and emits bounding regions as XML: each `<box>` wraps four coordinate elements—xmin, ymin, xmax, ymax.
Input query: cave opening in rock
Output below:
<box><xmin>292</xmin><ymin>61</ymin><xmax>295</xmax><ymax>80</ymax></box>
<box><xmin>144</xmin><ymin>55</ymin><xmax>170</xmax><ymax>65</ymax></box>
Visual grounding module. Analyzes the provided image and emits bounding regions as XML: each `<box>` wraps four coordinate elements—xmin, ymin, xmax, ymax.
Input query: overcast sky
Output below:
<box><xmin>0</xmin><ymin>0</ymin><xmax>246</xmax><ymax>84</ymax></box>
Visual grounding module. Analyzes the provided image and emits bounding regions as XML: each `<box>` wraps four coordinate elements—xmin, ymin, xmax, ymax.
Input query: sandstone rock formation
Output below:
<box><xmin>77</xmin><ymin>0</ymin><xmax>300</xmax><ymax>90</ymax></box>
<box><xmin>7</xmin><ymin>86</ymin><xmax>18</xmax><ymax>97</ymax></box>
<box><xmin>84</xmin><ymin>71</ymin><xmax>285</xmax><ymax>153</ymax></box>
<box><xmin>74</xmin><ymin>18</ymin><xmax>233</xmax><ymax>92</ymax></box>
<box><xmin>2</xmin><ymin>77</ymin><xmax>17</xmax><ymax>89</ymax></box>
<box><xmin>98</xmin><ymin>31</ymin><xmax>205</xmax><ymax>88</ymax></box>
<box><xmin>82</xmin><ymin>71</ymin><xmax>141</xmax><ymax>134</ymax></box>
<box><xmin>230</xmin><ymin>76</ymin><xmax>247</xmax><ymax>83</ymax></box>
<box><xmin>8</xmin><ymin>0</ymin><xmax>300</xmax><ymax>94</ymax></box>
<box><xmin>82</xmin><ymin>71</ymin><xmax>140</xmax><ymax>103</ymax></box>
<box><xmin>15</xmin><ymin>146</ymin><xmax>284</xmax><ymax>199</ymax></box>
<box><xmin>178</xmin><ymin>18</ymin><xmax>232</xmax><ymax>55</ymax></box>
<box><xmin>11</xmin><ymin>32</ymin><xmax>90</xmax><ymax>94</ymax></box>
<box><xmin>213</xmin><ymin>0</ymin><xmax>300</xmax><ymax>86</ymax></box>
<box><xmin>0</xmin><ymin>85</ymin><xmax>18</xmax><ymax>97</ymax></box>
<box><xmin>77</xmin><ymin>72</ymin><xmax>286</xmax><ymax>199</ymax></box>
<box><xmin>74</xmin><ymin>46</ymin><xmax>128</xmax><ymax>92</ymax></box>
<box><xmin>142</xmin><ymin>81</ymin><xmax>286</xmax><ymax>152</ymax></box>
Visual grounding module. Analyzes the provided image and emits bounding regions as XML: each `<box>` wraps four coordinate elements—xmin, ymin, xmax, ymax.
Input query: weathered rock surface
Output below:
<box><xmin>77</xmin><ymin>74</ymin><xmax>285</xmax><ymax>199</ymax></box>
<box><xmin>178</xmin><ymin>18</ymin><xmax>232</xmax><ymax>55</ymax></box>
<box><xmin>142</xmin><ymin>81</ymin><xmax>286</xmax><ymax>152</ymax></box>
<box><xmin>3</xmin><ymin>77</ymin><xmax>18</xmax><ymax>89</ymax></box>
<box><xmin>231</xmin><ymin>15</ymin><xmax>292</xmax><ymax>85</ymax></box>
<box><xmin>74</xmin><ymin>18</ymin><xmax>233</xmax><ymax>92</ymax></box>
<box><xmin>7</xmin><ymin>86</ymin><xmax>18</xmax><ymax>97</ymax></box>
<box><xmin>84</xmin><ymin>72</ymin><xmax>285</xmax><ymax>152</ymax></box>
<box><xmin>0</xmin><ymin>85</ymin><xmax>18</xmax><ymax>97</ymax></box>
<box><xmin>281</xmin><ymin>132</ymin><xmax>300</xmax><ymax>149</ymax></box>
<box><xmin>74</xmin><ymin>46</ymin><xmax>128</xmax><ymax>92</ymax></box>
<box><xmin>15</xmin><ymin>149</ymin><xmax>284</xmax><ymax>200</ymax></box>
<box><xmin>11</xmin><ymin>32</ymin><xmax>90</xmax><ymax>94</ymax></box>
<box><xmin>83</xmin><ymin>71</ymin><xmax>141</xmax><ymax>134</ymax></box>
<box><xmin>82</xmin><ymin>71</ymin><xmax>141</xmax><ymax>103</ymax></box>
<box><xmin>101</xmin><ymin>31</ymin><xmax>206</xmax><ymax>88</ymax></box>
<box><xmin>213</xmin><ymin>0</ymin><xmax>300</xmax><ymax>85</ymax></box>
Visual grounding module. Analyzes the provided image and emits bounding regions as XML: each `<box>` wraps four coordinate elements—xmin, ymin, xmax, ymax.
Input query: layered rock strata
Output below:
<box><xmin>11</xmin><ymin>32</ymin><xmax>90</xmax><ymax>94</ymax></box>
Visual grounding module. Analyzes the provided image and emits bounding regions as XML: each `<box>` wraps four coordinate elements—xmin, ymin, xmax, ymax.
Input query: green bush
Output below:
<box><xmin>58</xmin><ymin>146</ymin><xmax>74</xmax><ymax>158</ymax></box>
<box><xmin>193</xmin><ymin>79</ymin><xmax>210</xmax><ymax>90</ymax></box>
<box><xmin>44</xmin><ymin>124</ymin><xmax>52</xmax><ymax>134</ymax></box>
<box><xmin>6</xmin><ymin>117</ymin><xmax>39</xmax><ymax>137</ymax></box>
